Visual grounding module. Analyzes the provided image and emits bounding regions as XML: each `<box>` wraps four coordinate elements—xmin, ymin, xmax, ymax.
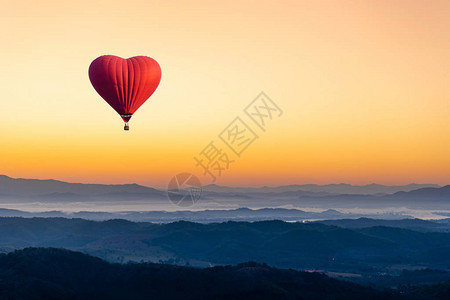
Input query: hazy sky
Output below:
<box><xmin>1</xmin><ymin>0</ymin><xmax>449</xmax><ymax>187</ymax></box>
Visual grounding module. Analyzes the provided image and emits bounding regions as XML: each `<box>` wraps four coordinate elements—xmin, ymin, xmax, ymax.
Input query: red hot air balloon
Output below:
<box><xmin>89</xmin><ymin>55</ymin><xmax>161</xmax><ymax>130</ymax></box>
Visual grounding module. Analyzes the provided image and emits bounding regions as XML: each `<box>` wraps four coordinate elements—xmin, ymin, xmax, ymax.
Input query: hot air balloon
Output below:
<box><xmin>89</xmin><ymin>55</ymin><xmax>161</xmax><ymax>130</ymax></box>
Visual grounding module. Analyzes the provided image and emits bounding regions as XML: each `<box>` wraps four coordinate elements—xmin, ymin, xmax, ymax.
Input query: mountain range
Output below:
<box><xmin>0</xmin><ymin>175</ymin><xmax>441</xmax><ymax>197</ymax></box>
<box><xmin>0</xmin><ymin>175</ymin><xmax>164</xmax><ymax>198</ymax></box>
<box><xmin>0</xmin><ymin>217</ymin><xmax>449</xmax><ymax>273</ymax></box>
<box><xmin>0</xmin><ymin>207</ymin><xmax>417</xmax><ymax>222</ymax></box>
<box><xmin>0</xmin><ymin>247</ymin><xmax>402</xmax><ymax>300</ymax></box>
<box><xmin>0</xmin><ymin>175</ymin><xmax>449</xmax><ymax>214</ymax></box>
<box><xmin>203</xmin><ymin>183</ymin><xmax>441</xmax><ymax>195</ymax></box>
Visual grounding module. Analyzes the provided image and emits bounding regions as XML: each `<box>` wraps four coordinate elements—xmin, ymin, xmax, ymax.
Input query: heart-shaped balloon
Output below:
<box><xmin>89</xmin><ymin>55</ymin><xmax>161</xmax><ymax>129</ymax></box>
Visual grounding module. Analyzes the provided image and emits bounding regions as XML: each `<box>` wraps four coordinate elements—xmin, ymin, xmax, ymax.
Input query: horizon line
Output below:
<box><xmin>0</xmin><ymin>174</ymin><xmax>444</xmax><ymax>189</ymax></box>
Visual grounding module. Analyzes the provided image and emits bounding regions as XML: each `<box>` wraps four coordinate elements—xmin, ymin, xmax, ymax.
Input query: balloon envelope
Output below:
<box><xmin>89</xmin><ymin>55</ymin><xmax>161</xmax><ymax>123</ymax></box>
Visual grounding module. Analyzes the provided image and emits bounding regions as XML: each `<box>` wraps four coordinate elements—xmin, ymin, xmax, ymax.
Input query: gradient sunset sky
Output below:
<box><xmin>1</xmin><ymin>0</ymin><xmax>449</xmax><ymax>187</ymax></box>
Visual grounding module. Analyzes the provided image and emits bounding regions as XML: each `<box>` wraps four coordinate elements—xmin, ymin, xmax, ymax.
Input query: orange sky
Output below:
<box><xmin>0</xmin><ymin>0</ymin><xmax>449</xmax><ymax>187</ymax></box>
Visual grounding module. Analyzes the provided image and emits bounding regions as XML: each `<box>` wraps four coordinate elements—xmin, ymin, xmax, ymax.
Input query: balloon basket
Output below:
<box><xmin>124</xmin><ymin>123</ymin><xmax>130</xmax><ymax>131</ymax></box>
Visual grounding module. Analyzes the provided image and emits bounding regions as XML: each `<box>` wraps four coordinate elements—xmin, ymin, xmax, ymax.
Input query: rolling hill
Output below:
<box><xmin>0</xmin><ymin>247</ymin><xmax>395</xmax><ymax>300</ymax></box>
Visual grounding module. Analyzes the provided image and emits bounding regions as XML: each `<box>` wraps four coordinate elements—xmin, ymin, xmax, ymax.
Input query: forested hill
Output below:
<box><xmin>1</xmin><ymin>217</ymin><xmax>450</xmax><ymax>273</ymax></box>
<box><xmin>0</xmin><ymin>248</ymin><xmax>395</xmax><ymax>300</ymax></box>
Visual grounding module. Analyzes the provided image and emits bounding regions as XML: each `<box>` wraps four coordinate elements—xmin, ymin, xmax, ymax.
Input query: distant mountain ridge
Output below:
<box><xmin>1</xmin><ymin>175</ymin><xmax>448</xmax><ymax>212</ymax></box>
<box><xmin>0</xmin><ymin>175</ymin><xmax>163</xmax><ymax>197</ymax></box>
<box><xmin>203</xmin><ymin>183</ymin><xmax>441</xmax><ymax>195</ymax></box>
<box><xmin>0</xmin><ymin>174</ymin><xmax>440</xmax><ymax>196</ymax></box>
<box><xmin>393</xmin><ymin>185</ymin><xmax>450</xmax><ymax>197</ymax></box>
<box><xmin>0</xmin><ymin>207</ymin><xmax>417</xmax><ymax>223</ymax></box>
